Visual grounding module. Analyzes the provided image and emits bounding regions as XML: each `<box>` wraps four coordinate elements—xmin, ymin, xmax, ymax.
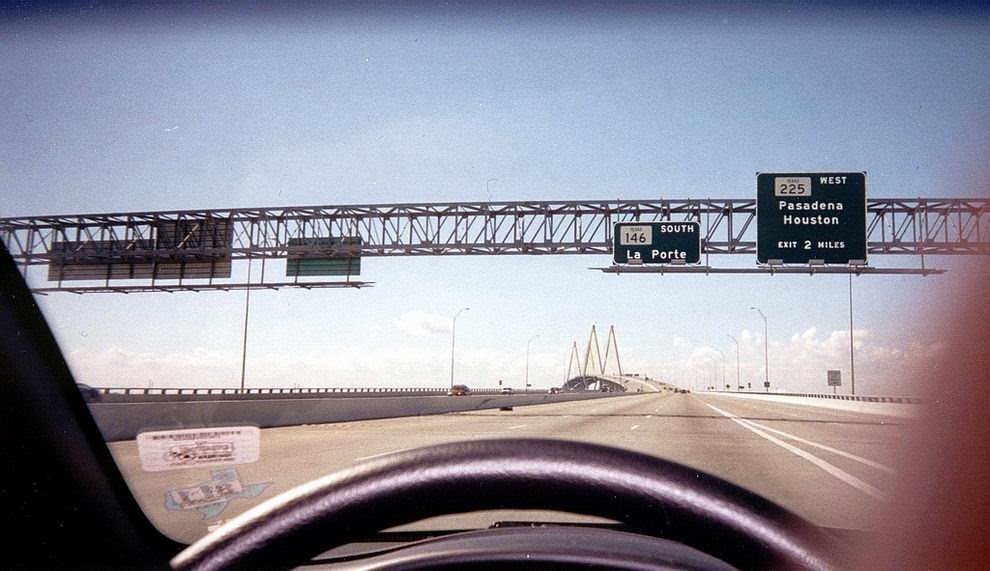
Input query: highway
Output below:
<box><xmin>108</xmin><ymin>391</ymin><xmax>913</xmax><ymax>545</ymax></box>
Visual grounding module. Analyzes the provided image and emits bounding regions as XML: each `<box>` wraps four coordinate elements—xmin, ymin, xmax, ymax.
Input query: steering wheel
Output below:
<box><xmin>172</xmin><ymin>439</ymin><xmax>839</xmax><ymax>570</ymax></box>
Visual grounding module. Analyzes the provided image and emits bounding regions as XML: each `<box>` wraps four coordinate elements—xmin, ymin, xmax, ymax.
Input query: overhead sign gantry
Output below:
<box><xmin>2</xmin><ymin>194</ymin><xmax>989</xmax><ymax>292</ymax></box>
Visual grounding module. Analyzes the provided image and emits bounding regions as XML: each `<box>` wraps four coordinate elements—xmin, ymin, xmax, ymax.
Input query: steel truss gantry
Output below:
<box><xmin>1</xmin><ymin>197</ymin><xmax>988</xmax><ymax>292</ymax></box>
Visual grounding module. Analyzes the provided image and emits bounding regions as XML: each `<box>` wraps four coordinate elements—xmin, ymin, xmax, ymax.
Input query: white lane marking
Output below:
<box><xmin>507</xmin><ymin>424</ymin><xmax>527</xmax><ymax>430</ymax></box>
<box><xmin>353</xmin><ymin>446</ymin><xmax>418</xmax><ymax>462</ymax></box>
<box><xmin>630</xmin><ymin>425</ymin><xmax>640</xmax><ymax>431</ymax></box>
<box><xmin>706</xmin><ymin>404</ymin><xmax>887</xmax><ymax>501</ymax></box>
<box><xmin>736</xmin><ymin>417</ymin><xmax>895</xmax><ymax>474</ymax></box>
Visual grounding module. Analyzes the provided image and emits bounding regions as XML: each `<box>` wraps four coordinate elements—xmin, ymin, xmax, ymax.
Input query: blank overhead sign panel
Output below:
<box><xmin>757</xmin><ymin>173</ymin><xmax>867</xmax><ymax>264</ymax></box>
<box><xmin>285</xmin><ymin>237</ymin><xmax>361</xmax><ymax>277</ymax></box>
<box><xmin>47</xmin><ymin>218</ymin><xmax>233</xmax><ymax>281</ymax></box>
<box><xmin>613</xmin><ymin>222</ymin><xmax>701</xmax><ymax>264</ymax></box>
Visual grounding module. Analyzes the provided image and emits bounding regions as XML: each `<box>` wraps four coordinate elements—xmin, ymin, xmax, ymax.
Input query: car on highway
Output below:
<box><xmin>2</xmin><ymin>3</ymin><xmax>988</xmax><ymax>570</ymax></box>
<box><xmin>76</xmin><ymin>383</ymin><xmax>102</xmax><ymax>401</ymax></box>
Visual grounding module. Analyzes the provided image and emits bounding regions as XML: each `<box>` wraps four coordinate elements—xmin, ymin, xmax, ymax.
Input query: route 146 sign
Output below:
<box><xmin>613</xmin><ymin>222</ymin><xmax>701</xmax><ymax>265</ymax></box>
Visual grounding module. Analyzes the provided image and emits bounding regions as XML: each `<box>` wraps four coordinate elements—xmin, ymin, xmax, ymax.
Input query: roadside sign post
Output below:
<box><xmin>613</xmin><ymin>222</ymin><xmax>701</xmax><ymax>265</ymax></box>
<box><xmin>757</xmin><ymin>173</ymin><xmax>867</xmax><ymax>265</ymax></box>
<box><xmin>827</xmin><ymin>369</ymin><xmax>842</xmax><ymax>395</ymax></box>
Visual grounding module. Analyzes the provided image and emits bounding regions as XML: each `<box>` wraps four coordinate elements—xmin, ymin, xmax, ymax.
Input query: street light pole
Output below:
<box><xmin>728</xmin><ymin>335</ymin><xmax>741</xmax><ymax>391</ymax></box>
<box><xmin>450</xmin><ymin>307</ymin><xmax>469</xmax><ymax>388</ymax></box>
<box><xmin>750</xmin><ymin>307</ymin><xmax>769</xmax><ymax>392</ymax></box>
<box><xmin>239</xmin><ymin>259</ymin><xmax>253</xmax><ymax>392</ymax></box>
<box><xmin>848</xmin><ymin>274</ymin><xmax>856</xmax><ymax>396</ymax></box>
<box><xmin>716</xmin><ymin>348</ymin><xmax>726</xmax><ymax>391</ymax></box>
<box><xmin>526</xmin><ymin>334</ymin><xmax>540</xmax><ymax>390</ymax></box>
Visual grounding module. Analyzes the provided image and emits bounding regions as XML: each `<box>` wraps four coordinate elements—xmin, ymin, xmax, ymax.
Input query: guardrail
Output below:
<box><xmin>96</xmin><ymin>386</ymin><xmax>498</xmax><ymax>395</ymax></box>
<box><xmin>706</xmin><ymin>390</ymin><xmax>923</xmax><ymax>404</ymax></box>
<box><xmin>84</xmin><ymin>386</ymin><xmax>556</xmax><ymax>403</ymax></box>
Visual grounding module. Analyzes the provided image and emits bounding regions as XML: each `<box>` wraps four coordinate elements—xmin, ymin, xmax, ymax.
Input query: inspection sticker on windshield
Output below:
<box><xmin>164</xmin><ymin>468</ymin><xmax>270</xmax><ymax>519</ymax></box>
<box><xmin>136</xmin><ymin>426</ymin><xmax>260</xmax><ymax>472</ymax></box>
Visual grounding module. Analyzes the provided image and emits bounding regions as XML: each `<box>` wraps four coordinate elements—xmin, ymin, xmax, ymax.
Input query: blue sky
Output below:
<box><xmin>2</xmin><ymin>3</ymin><xmax>987</xmax><ymax>395</ymax></box>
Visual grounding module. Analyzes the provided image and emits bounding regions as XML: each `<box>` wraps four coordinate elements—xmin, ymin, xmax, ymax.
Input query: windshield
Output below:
<box><xmin>2</xmin><ymin>2</ymin><xmax>988</xmax><ymax>547</ymax></box>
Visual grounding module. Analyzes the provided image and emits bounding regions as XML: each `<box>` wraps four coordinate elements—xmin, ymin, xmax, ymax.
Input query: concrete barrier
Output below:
<box><xmin>89</xmin><ymin>391</ymin><xmax>630</xmax><ymax>441</ymax></box>
<box><xmin>706</xmin><ymin>391</ymin><xmax>923</xmax><ymax>417</ymax></box>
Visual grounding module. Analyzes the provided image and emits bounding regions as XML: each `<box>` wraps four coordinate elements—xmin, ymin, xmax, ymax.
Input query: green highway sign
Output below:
<box><xmin>286</xmin><ymin>257</ymin><xmax>360</xmax><ymax>277</ymax></box>
<box><xmin>613</xmin><ymin>222</ymin><xmax>701</xmax><ymax>265</ymax></box>
<box><xmin>757</xmin><ymin>172</ymin><xmax>867</xmax><ymax>265</ymax></box>
<box><xmin>285</xmin><ymin>236</ymin><xmax>362</xmax><ymax>277</ymax></box>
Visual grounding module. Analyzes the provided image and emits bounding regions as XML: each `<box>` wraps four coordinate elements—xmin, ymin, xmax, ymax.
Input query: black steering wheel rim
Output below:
<box><xmin>171</xmin><ymin>438</ymin><xmax>839</xmax><ymax>570</ymax></box>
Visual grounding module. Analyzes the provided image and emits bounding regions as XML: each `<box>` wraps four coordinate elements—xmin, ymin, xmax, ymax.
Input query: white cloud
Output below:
<box><xmin>394</xmin><ymin>310</ymin><xmax>452</xmax><ymax>337</ymax></box>
<box><xmin>624</xmin><ymin>328</ymin><xmax>942</xmax><ymax>396</ymax></box>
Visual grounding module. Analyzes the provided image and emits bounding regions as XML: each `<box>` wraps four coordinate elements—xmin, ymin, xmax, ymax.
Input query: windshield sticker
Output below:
<box><xmin>136</xmin><ymin>426</ymin><xmax>261</xmax><ymax>472</ymax></box>
<box><xmin>164</xmin><ymin>468</ymin><xmax>270</xmax><ymax>519</ymax></box>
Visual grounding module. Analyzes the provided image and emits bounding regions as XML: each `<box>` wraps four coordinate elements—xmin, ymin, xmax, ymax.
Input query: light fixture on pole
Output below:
<box><xmin>728</xmin><ymin>335</ymin><xmax>741</xmax><ymax>391</ymax></box>
<box><xmin>450</xmin><ymin>307</ymin><xmax>469</xmax><ymax>389</ymax></box>
<box><xmin>525</xmin><ymin>334</ymin><xmax>540</xmax><ymax>390</ymax></box>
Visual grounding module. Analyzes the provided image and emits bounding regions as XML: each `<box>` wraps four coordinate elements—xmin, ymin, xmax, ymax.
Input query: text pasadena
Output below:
<box><xmin>778</xmin><ymin>201</ymin><xmax>844</xmax><ymax>211</ymax></box>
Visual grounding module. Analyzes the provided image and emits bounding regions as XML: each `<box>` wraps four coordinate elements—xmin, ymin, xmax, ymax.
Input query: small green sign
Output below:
<box><xmin>286</xmin><ymin>258</ymin><xmax>360</xmax><ymax>277</ymax></box>
<box><xmin>613</xmin><ymin>222</ymin><xmax>701</xmax><ymax>264</ymax></box>
<box><xmin>285</xmin><ymin>237</ymin><xmax>361</xmax><ymax>277</ymax></box>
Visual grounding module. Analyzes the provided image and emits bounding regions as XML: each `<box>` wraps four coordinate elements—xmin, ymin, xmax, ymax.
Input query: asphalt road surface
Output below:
<box><xmin>108</xmin><ymin>392</ymin><xmax>913</xmax><ymax>545</ymax></box>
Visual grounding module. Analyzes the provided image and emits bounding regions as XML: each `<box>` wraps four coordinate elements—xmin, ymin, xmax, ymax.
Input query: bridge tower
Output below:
<box><xmin>563</xmin><ymin>326</ymin><xmax>627</xmax><ymax>392</ymax></box>
<box><xmin>602</xmin><ymin>325</ymin><xmax>623</xmax><ymax>377</ymax></box>
<box><xmin>564</xmin><ymin>342</ymin><xmax>581</xmax><ymax>383</ymax></box>
<box><xmin>582</xmin><ymin>325</ymin><xmax>603</xmax><ymax>376</ymax></box>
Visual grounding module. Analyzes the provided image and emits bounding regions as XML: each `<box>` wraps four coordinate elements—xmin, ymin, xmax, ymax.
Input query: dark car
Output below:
<box><xmin>447</xmin><ymin>384</ymin><xmax>470</xmax><ymax>396</ymax></box>
<box><xmin>76</xmin><ymin>383</ymin><xmax>102</xmax><ymax>401</ymax></box>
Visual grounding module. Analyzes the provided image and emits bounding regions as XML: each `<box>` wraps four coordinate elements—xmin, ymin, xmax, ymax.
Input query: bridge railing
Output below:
<box><xmin>87</xmin><ymin>386</ymin><xmax>548</xmax><ymax>397</ymax></box>
<box><xmin>97</xmin><ymin>386</ymin><xmax>449</xmax><ymax>395</ymax></box>
<box><xmin>706</xmin><ymin>390</ymin><xmax>923</xmax><ymax>404</ymax></box>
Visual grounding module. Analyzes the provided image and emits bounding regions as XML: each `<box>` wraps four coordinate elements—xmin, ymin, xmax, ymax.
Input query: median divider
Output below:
<box><xmin>88</xmin><ymin>391</ymin><xmax>633</xmax><ymax>441</ymax></box>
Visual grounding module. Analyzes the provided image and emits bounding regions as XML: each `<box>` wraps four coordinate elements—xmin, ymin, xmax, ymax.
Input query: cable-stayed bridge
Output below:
<box><xmin>562</xmin><ymin>325</ymin><xmax>676</xmax><ymax>393</ymax></box>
